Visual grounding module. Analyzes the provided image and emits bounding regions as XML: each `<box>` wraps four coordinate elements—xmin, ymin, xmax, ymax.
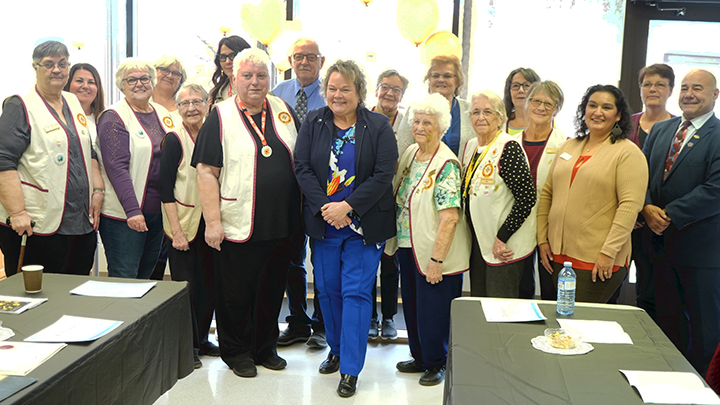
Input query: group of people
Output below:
<box><xmin>0</xmin><ymin>36</ymin><xmax>718</xmax><ymax>399</ymax></box>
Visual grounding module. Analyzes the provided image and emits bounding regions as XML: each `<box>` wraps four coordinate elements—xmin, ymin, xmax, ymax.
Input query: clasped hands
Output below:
<box><xmin>321</xmin><ymin>201</ymin><xmax>353</xmax><ymax>230</ymax></box>
<box><xmin>642</xmin><ymin>204</ymin><xmax>671</xmax><ymax>235</ymax></box>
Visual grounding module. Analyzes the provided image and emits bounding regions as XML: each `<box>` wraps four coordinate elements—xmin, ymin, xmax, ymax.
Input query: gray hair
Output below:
<box><xmin>115</xmin><ymin>59</ymin><xmax>156</xmax><ymax>91</ymax></box>
<box><xmin>32</xmin><ymin>41</ymin><xmax>69</xmax><ymax>65</ymax></box>
<box><xmin>471</xmin><ymin>90</ymin><xmax>507</xmax><ymax>129</ymax></box>
<box><xmin>155</xmin><ymin>55</ymin><xmax>188</xmax><ymax>94</ymax></box>
<box><xmin>232</xmin><ymin>48</ymin><xmax>270</xmax><ymax>77</ymax></box>
<box><xmin>321</xmin><ymin>59</ymin><xmax>368</xmax><ymax>109</ymax></box>
<box><xmin>286</xmin><ymin>37</ymin><xmax>321</xmax><ymax>56</ymax></box>
<box><xmin>175</xmin><ymin>83</ymin><xmax>209</xmax><ymax>104</ymax></box>
<box><xmin>526</xmin><ymin>80</ymin><xmax>564</xmax><ymax>114</ymax></box>
<box><xmin>407</xmin><ymin>93</ymin><xmax>451</xmax><ymax>135</ymax></box>
<box><xmin>376</xmin><ymin>69</ymin><xmax>409</xmax><ymax>93</ymax></box>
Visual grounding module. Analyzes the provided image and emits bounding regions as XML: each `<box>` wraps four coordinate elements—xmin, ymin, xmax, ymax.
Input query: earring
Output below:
<box><xmin>611</xmin><ymin>122</ymin><xmax>622</xmax><ymax>137</ymax></box>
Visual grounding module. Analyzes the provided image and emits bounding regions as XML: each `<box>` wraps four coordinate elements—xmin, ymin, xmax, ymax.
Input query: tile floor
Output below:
<box><xmin>152</xmin><ymin>328</ymin><xmax>443</xmax><ymax>405</ymax></box>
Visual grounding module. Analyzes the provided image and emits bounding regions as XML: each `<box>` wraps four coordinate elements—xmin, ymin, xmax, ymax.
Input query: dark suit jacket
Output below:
<box><xmin>294</xmin><ymin>106</ymin><xmax>398</xmax><ymax>245</ymax></box>
<box><xmin>643</xmin><ymin>114</ymin><xmax>720</xmax><ymax>267</ymax></box>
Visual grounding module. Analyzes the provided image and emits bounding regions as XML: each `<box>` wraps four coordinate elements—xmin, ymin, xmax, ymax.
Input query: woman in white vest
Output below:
<box><xmin>63</xmin><ymin>63</ymin><xmax>105</xmax><ymax>143</ymax></box>
<box><xmin>0</xmin><ymin>40</ymin><xmax>104</xmax><ymax>276</ymax></box>
<box><xmin>192</xmin><ymin>48</ymin><xmax>302</xmax><ymax>379</ymax></box>
<box><xmin>159</xmin><ymin>84</ymin><xmax>217</xmax><ymax>369</ymax></box>
<box><xmin>461</xmin><ymin>90</ymin><xmax>536</xmax><ymax>298</ymax></box>
<box><xmin>96</xmin><ymin>60</ymin><xmax>173</xmax><ymax>279</ymax></box>
<box><xmin>513</xmin><ymin>81</ymin><xmax>567</xmax><ymax>300</ymax></box>
<box><xmin>391</xmin><ymin>93</ymin><xmax>471</xmax><ymax>387</ymax></box>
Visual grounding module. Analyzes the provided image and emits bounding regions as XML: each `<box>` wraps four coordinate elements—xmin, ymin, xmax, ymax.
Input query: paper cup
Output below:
<box><xmin>22</xmin><ymin>265</ymin><xmax>43</xmax><ymax>293</ymax></box>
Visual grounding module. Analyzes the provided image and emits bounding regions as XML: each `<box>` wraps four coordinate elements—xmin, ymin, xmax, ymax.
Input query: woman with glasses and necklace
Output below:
<box><xmin>397</xmin><ymin>55</ymin><xmax>473</xmax><ymax>157</ymax></box>
<box><xmin>503</xmin><ymin>68</ymin><xmax>541</xmax><ymax>135</ymax></box>
<box><xmin>0</xmin><ymin>40</ymin><xmax>104</xmax><ymax>276</ymax></box>
<box><xmin>514</xmin><ymin>81</ymin><xmax>567</xmax><ymax>300</ymax></box>
<box><xmin>96</xmin><ymin>60</ymin><xmax>174</xmax><ymax>279</ymax></box>
<box><xmin>461</xmin><ymin>90</ymin><xmax>536</xmax><ymax>298</ymax></box>
<box><xmin>152</xmin><ymin>55</ymin><xmax>187</xmax><ymax>114</ymax></box>
<box><xmin>209</xmin><ymin>35</ymin><xmax>251</xmax><ymax>107</ymax></box>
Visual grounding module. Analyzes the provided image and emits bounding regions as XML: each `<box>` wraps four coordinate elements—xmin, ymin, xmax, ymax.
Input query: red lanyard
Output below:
<box><xmin>237</xmin><ymin>98</ymin><xmax>272</xmax><ymax>158</ymax></box>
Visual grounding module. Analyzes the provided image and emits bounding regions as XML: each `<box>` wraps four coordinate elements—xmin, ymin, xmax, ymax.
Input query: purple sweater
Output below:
<box><xmin>97</xmin><ymin>109</ymin><xmax>165</xmax><ymax>217</ymax></box>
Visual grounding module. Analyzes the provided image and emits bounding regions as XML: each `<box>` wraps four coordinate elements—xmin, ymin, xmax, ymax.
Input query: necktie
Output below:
<box><xmin>664</xmin><ymin>121</ymin><xmax>691</xmax><ymax>180</ymax></box>
<box><xmin>295</xmin><ymin>88</ymin><xmax>308</xmax><ymax>124</ymax></box>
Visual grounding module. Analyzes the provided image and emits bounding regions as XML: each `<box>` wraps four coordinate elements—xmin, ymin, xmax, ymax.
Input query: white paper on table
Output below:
<box><xmin>0</xmin><ymin>295</ymin><xmax>48</xmax><ymax>314</ymax></box>
<box><xmin>620</xmin><ymin>370</ymin><xmax>720</xmax><ymax>404</ymax></box>
<box><xmin>480</xmin><ymin>298</ymin><xmax>546</xmax><ymax>322</ymax></box>
<box><xmin>70</xmin><ymin>280</ymin><xmax>156</xmax><ymax>298</ymax></box>
<box><xmin>0</xmin><ymin>341</ymin><xmax>66</xmax><ymax>376</ymax></box>
<box><xmin>24</xmin><ymin>315</ymin><xmax>122</xmax><ymax>343</ymax></box>
<box><xmin>557</xmin><ymin>319</ymin><xmax>633</xmax><ymax>344</ymax></box>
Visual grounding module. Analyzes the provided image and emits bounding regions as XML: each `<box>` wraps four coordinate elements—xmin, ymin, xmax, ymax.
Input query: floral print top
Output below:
<box><xmin>327</xmin><ymin>125</ymin><xmax>361</xmax><ymax>235</ymax></box>
<box><xmin>396</xmin><ymin>159</ymin><xmax>461</xmax><ymax>248</ymax></box>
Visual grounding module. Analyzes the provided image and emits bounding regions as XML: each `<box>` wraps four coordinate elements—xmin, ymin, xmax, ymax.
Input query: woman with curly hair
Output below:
<box><xmin>536</xmin><ymin>85</ymin><xmax>648</xmax><ymax>303</ymax></box>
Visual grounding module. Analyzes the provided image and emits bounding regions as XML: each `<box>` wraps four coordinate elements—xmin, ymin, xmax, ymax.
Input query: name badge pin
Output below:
<box><xmin>55</xmin><ymin>153</ymin><xmax>66</xmax><ymax>165</ymax></box>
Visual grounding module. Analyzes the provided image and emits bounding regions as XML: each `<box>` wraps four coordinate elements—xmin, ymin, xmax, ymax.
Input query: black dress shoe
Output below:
<box><xmin>232</xmin><ymin>361</ymin><xmax>257</xmax><ymax>378</ymax></box>
<box><xmin>419</xmin><ymin>365</ymin><xmax>446</xmax><ymax>386</ymax></box>
<box><xmin>193</xmin><ymin>353</ymin><xmax>202</xmax><ymax>369</ymax></box>
<box><xmin>198</xmin><ymin>342</ymin><xmax>221</xmax><ymax>357</ymax></box>
<box><xmin>337</xmin><ymin>373</ymin><xmax>358</xmax><ymax>397</ymax></box>
<box><xmin>319</xmin><ymin>353</ymin><xmax>340</xmax><ymax>374</ymax></box>
<box><xmin>306</xmin><ymin>330</ymin><xmax>328</xmax><ymax>349</ymax></box>
<box><xmin>277</xmin><ymin>326</ymin><xmax>310</xmax><ymax>346</ymax></box>
<box><xmin>396</xmin><ymin>359</ymin><xmax>425</xmax><ymax>373</ymax></box>
<box><xmin>261</xmin><ymin>354</ymin><xmax>287</xmax><ymax>370</ymax></box>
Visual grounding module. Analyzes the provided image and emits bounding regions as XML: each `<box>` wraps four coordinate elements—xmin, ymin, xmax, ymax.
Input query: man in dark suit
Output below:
<box><xmin>642</xmin><ymin>69</ymin><xmax>720</xmax><ymax>377</ymax></box>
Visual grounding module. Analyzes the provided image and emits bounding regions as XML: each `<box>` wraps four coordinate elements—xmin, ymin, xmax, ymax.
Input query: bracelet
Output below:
<box><xmin>93</xmin><ymin>189</ymin><xmax>105</xmax><ymax>195</ymax></box>
<box><xmin>430</xmin><ymin>257</ymin><xmax>443</xmax><ymax>264</ymax></box>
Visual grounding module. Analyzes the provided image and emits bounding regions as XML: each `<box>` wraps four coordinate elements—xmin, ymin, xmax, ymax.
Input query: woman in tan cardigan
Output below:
<box><xmin>537</xmin><ymin>85</ymin><xmax>648</xmax><ymax>303</ymax></box>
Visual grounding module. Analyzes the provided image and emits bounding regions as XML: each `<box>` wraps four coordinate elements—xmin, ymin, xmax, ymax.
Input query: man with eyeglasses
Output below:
<box><xmin>271</xmin><ymin>38</ymin><xmax>328</xmax><ymax>350</ymax></box>
<box><xmin>367</xmin><ymin>69</ymin><xmax>408</xmax><ymax>341</ymax></box>
<box><xmin>0</xmin><ymin>40</ymin><xmax>104</xmax><ymax>276</ymax></box>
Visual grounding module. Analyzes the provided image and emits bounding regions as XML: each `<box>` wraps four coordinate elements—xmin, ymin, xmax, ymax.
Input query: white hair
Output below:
<box><xmin>470</xmin><ymin>90</ymin><xmax>507</xmax><ymax>127</ymax></box>
<box><xmin>114</xmin><ymin>59</ymin><xmax>156</xmax><ymax>92</ymax></box>
<box><xmin>232</xmin><ymin>48</ymin><xmax>270</xmax><ymax>77</ymax></box>
<box><xmin>286</xmin><ymin>37</ymin><xmax>321</xmax><ymax>56</ymax></box>
<box><xmin>407</xmin><ymin>93</ymin><xmax>451</xmax><ymax>135</ymax></box>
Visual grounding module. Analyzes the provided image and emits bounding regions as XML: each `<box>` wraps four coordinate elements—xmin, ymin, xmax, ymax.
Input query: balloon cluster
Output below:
<box><xmin>396</xmin><ymin>0</ymin><xmax>462</xmax><ymax>65</ymax></box>
<box><xmin>241</xmin><ymin>0</ymin><xmax>284</xmax><ymax>47</ymax></box>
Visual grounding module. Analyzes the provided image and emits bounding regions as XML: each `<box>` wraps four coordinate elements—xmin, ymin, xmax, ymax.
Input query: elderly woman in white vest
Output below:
<box><xmin>192</xmin><ymin>48</ymin><xmax>302</xmax><ymax>379</ymax></box>
<box><xmin>159</xmin><ymin>83</ymin><xmax>218</xmax><ymax>369</ymax></box>
<box><xmin>514</xmin><ymin>81</ymin><xmax>567</xmax><ymax>300</ymax></box>
<box><xmin>97</xmin><ymin>59</ymin><xmax>174</xmax><ymax>279</ymax></box>
<box><xmin>391</xmin><ymin>93</ymin><xmax>471</xmax><ymax>387</ymax></box>
<box><xmin>461</xmin><ymin>90</ymin><xmax>536</xmax><ymax>298</ymax></box>
<box><xmin>0</xmin><ymin>40</ymin><xmax>104</xmax><ymax>276</ymax></box>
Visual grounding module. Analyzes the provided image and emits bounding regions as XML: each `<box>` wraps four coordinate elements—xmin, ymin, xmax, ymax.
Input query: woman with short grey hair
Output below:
<box><xmin>97</xmin><ymin>58</ymin><xmax>175</xmax><ymax>279</ymax></box>
<box><xmin>153</xmin><ymin>55</ymin><xmax>187</xmax><ymax>113</ymax></box>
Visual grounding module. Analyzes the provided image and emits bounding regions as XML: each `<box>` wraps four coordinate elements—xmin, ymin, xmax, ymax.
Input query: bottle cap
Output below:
<box><xmin>564</xmin><ymin>261</ymin><xmax>572</xmax><ymax>267</ymax></box>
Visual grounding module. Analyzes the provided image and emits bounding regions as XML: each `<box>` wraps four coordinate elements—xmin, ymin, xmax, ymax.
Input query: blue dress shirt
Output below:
<box><xmin>271</xmin><ymin>77</ymin><xmax>326</xmax><ymax>112</ymax></box>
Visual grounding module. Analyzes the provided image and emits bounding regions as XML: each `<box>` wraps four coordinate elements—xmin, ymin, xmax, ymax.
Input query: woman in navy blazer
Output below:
<box><xmin>294</xmin><ymin>59</ymin><xmax>397</xmax><ymax>397</ymax></box>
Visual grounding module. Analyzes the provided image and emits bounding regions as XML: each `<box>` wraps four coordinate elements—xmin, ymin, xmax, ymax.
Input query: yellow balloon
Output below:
<box><xmin>275</xmin><ymin>59</ymin><xmax>291</xmax><ymax>73</ymax></box>
<box><xmin>241</xmin><ymin>0</ymin><xmax>284</xmax><ymax>46</ymax></box>
<box><xmin>361</xmin><ymin>0</ymin><xmax>373</xmax><ymax>5</ymax></box>
<box><xmin>421</xmin><ymin>31</ymin><xmax>462</xmax><ymax>66</ymax></box>
<box><xmin>397</xmin><ymin>0</ymin><xmax>439</xmax><ymax>46</ymax></box>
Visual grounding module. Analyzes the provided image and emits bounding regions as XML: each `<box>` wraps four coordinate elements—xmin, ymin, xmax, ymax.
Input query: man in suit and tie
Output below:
<box><xmin>271</xmin><ymin>38</ymin><xmax>327</xmax><ymax>349</ymax></box>
<box><xmin>642</xmin><ymin>69</ymin><xmax>720</xmax><ymax>377</ymax></box>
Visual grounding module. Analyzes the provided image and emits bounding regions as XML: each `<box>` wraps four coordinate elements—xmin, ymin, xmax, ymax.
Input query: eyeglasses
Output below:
<box><xmin>529</xmin><ymin>98</ymin><xmax>556</xmax><ymax>111</ymax></box>
<box><xmin>430</xmin><ymin>73</ymin><xmax>456</xmax><ymax>80</ymax></box>
<box><xmin>510</xmin><ymin>82</ymin><xmax>532</xmax><ymax>91</ymax></box>
<box><xmin>641</xmin><ymin>82</ymin><xmax>669</xmax><ymax>90</ymax></box>
<box><xmin>292</xmin><ymin>53</ymin><xmax>321</xmax><ymax>62</ymax></box>
<box><xmin>470</xmin><ymin>109</ymin><xmax>496</xmax><ymax>118</ymax></box>
<box><xmin>178</xmin><ymin>99</ymin><xmax>206</xmax><ymax>109</ymax></box>
<box><xmin>124</xmin><ymin>76</ymin><xmax>151</xmax><ymax>86</ymax></box>
<box><xmin>36</xmin><ymin>61</ymin><xmax>70</xmax><ymax>70</ymax></box>
<box><xmin>377</xmin><ymin>83</ymin><xmax>404</xmax><ymax>95</ymax></box>
<box><xmin>216</xmin><ymin>52</ymin><xmax>237</xmax><ymax>62</ymax></box>
<box><xmin>157</xmin><ymin>66</ymin><xmax>183</xmax><ymax>79</ymax></box>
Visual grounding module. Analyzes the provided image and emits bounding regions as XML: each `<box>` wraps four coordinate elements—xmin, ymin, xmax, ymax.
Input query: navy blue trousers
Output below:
<box><xmin>397</xmin><ymin>248</ymin><xmax>463</xmax><ymax>368</ymax></box>
<box><xmin>311</xmin><ymin>227</ymin><xmax>382</xmax><ymax>376</ymax></box>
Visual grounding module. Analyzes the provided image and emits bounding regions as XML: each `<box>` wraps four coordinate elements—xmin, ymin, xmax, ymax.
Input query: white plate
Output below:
<box><xmin>0</xmin><ymin>326</ymin><xmax>15</xmax><ymax>341</ymax></box>
<box><xmin>531</xmin><ymin>335</ymin><xmax>594</xmax><ymax>355</ymax></box>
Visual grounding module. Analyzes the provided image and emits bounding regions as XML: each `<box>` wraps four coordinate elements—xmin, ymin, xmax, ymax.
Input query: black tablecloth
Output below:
<box><xmin>445</xmin><ymin>298</ymin><xmax>703</xmax><ymax>405</ymax></box>
<box><xmin>0</xmin><ymin>274</ymin><xmax>194</xmax><ymax>405</ymax></box>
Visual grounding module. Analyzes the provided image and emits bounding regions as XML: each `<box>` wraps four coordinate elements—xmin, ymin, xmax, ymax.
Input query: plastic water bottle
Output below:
<box><xmin>556</xmin><ymin>261</ymin><xmax>576</xmax><ymax>315</ymax></box>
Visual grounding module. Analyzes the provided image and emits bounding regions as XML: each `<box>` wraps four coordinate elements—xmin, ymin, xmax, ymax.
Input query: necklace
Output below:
<box><xmin>237</xmin><ymin>98</ymin><xmax>272</xmax><ymax>158</ymax></box>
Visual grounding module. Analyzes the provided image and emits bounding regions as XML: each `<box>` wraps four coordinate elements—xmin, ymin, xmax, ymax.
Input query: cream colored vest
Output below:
<box><xmin>462</xmin><ymin>133</ymin><xmax>536</xmax><ymax>265</ymax></box>
<box><xmin>215</xmin><ymin>95</ymin><xmax>298</xmax><ymax>242</ymax></box>
<box><xmin>97</xmin><ymin>99</ymin><xmax>173</xmax><ymax>220</ymax></box>
<box><xmin>161</xmin><ymin>123</ymin><xmax>202</xmax><ymax>242</ymax></box>
<box><xmin>0</xmin><ymin>89</ymin><xmax>93</xmax><ymax>235</ymax></box>
<box><xmin>388</xmin><ymin>143</ymin><xmax>471</xmax><ymax>275</ymax></box>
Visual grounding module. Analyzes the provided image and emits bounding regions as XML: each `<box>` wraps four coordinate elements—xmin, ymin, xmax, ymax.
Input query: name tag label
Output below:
<box><xmin>560</xmin><ymin>152</ymin><xmax>572</xmax><ymax>161</ymax></box>
<box><xmin>546</xmin><ymin>147</ymin><xmax>558</xmax><ymax>154</ymax></box>
<box><xmin>44</xmin><ymin>123</ymin><xmax>61</xmax><ymax>133</ymax></box>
